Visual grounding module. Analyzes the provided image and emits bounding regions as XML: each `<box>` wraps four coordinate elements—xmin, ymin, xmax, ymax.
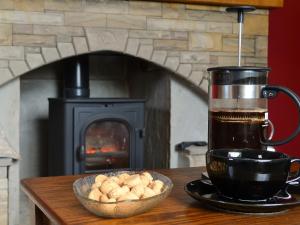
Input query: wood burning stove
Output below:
<box><xmin>48</xmin><ymin>56</ymin><xmax>145</xmax><ymax>176</ymax></box>
<box><xmin>48</xmin><ymin>98</ymin><xmax>144</xmax><ymax>175</ymax></box>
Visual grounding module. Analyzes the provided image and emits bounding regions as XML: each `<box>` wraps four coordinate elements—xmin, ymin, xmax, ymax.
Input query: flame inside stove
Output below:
<box><xmin>86</xmin><ymin>145</ymin><xmax>119</xmax><ymax>155</ymax></box>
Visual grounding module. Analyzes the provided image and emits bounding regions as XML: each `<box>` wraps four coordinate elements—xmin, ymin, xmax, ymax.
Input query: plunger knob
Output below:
<box><xmin>226</xmin><ymin>6</ymin><xmax>256</xmax><ymax>23</ymax></box>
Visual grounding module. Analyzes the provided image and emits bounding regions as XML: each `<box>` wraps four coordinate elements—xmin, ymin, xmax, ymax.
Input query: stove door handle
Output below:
<box><xmin>136</xmin><ymin>128</ymin><xmax>145</xmax><ymax>138</ymax></box>
<box><xmin>77</xmin><ymin>145</ymin><xmax>86</xmax><ymax>161</ymax></box>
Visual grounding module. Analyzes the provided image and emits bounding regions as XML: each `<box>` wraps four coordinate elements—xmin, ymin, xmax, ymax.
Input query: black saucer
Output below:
<box><xmin>184</xmin><ymin>179</ymin><xmax>300</xmax><ymax>214</ymax></box>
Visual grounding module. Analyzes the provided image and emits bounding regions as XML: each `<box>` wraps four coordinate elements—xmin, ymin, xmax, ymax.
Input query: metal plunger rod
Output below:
<box><xmin>237</xmin><ymin>10</ymin><xmax>245</xmax><ymax>66</ymax></box>
<box><xmin>238</xmin><ymin>21</ymin><xmax>243</xmax><ymax>66</ymax></box>
<box><xmin>226</xmin><ymin>6</ymin><xmax>256</xmax><ymax>67</ymax></box>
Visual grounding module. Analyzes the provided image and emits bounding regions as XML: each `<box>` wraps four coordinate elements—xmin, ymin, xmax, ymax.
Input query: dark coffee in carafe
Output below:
<box><xmin>209</xmin><ymin>110</ymin><xmax>268</xmax><ymax>150</ymax></box>
<box><xmin>208</xmin><ymin>66</ymin><xmax>300</xmax><ymax>149</ymax></box>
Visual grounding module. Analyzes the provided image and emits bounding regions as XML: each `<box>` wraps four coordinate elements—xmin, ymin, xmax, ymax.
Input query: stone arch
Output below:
<box><xmin>2</xmin><ymin>31</ymin><xmax>208</xmax><ymax>94</ymax></box>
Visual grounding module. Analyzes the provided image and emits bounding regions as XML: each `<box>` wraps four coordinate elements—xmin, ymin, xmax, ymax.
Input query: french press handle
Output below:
<box><xmin>261</xmin><ymin>85</ymin><xmax>300</xmax><ymax>146</ymax></box>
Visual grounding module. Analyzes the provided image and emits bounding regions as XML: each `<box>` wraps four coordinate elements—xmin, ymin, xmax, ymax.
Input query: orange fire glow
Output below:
<box><xmin>86</xmin><ymin>145</ymin><xmax>118</xmax><ymax>154</ymax></box>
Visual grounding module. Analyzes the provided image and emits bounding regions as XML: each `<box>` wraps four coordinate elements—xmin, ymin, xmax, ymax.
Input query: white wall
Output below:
<box><xmin>0</xmin><ymin>79</ymin><xmax>20</xmax><ymax>152</ymax></box>
<box><xmin>170</xmin><ymin>78</ymin><xmax>208</xmax><ymax>168</ymax></box>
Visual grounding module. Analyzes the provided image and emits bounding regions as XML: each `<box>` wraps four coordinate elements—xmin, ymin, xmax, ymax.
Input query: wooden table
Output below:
<box><xmin>22</xmin><ymin>167</ymin><xmax>300</xmax><ymax>225</ymax></box>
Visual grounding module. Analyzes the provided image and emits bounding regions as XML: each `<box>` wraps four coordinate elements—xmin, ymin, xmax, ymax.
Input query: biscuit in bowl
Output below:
<box><xmin>73</xmin><ymin>170</ymin><xmax>173</xmax><ymax>218</ymax></box>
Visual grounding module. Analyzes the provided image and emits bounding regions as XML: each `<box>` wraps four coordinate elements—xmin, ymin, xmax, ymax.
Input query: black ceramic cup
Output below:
<box><xmin>206</xmin><ymin>149</ymin><xmax>300</xmax><ymax>201</ymax></box>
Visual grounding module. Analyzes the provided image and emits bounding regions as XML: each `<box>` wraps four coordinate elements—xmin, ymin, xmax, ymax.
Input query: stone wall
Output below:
<box><xmin>0</xmin><ymin>78</ymin><xmax>19</xmax><ymax>225</ymax></box>
<box><xmin>0</xmin><ymin>162</ymin><xmax>8</xmax><ymax>225</ymax></box>
<box><xmin>0</xmin><ymin>116</ymin><xmax>19</xmax><ymax>225</ymax></box>
<box><xmin>0</xmin><ymin>0</ymin><xmax>268</xmax><ymax>95</ymax></box>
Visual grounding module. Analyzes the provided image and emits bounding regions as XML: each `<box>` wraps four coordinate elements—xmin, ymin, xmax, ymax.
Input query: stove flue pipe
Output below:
<box><xmin>63</xmin><ymin>55</ymin><xmax>90</xmax><ymax>98</ymax></box>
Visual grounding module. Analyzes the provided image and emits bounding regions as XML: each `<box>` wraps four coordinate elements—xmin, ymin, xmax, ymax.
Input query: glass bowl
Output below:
<box><xmin>73</xmin><ymin>170</ymin><xmax>173</xmax><ymax>218</ymax></box>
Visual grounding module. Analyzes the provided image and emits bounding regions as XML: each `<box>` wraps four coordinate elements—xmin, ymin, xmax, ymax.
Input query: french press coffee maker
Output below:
<box><xmin>208</xmin><ymin>6</ymin><xmax>300</xmax><ymax>151</ymax></box>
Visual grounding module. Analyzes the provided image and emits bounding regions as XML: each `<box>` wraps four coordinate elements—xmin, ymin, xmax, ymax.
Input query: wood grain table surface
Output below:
<box><xmin>21</xmin><ymin>167</ymin><xmax>300</xmax><ymax>225</ymax></box>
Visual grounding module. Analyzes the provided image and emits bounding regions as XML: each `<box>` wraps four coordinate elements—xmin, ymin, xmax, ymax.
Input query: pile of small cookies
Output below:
<box><xmin>88</xmin><ymin>171</ymin><xmax>165</xmax><ymax>203</ymax></box>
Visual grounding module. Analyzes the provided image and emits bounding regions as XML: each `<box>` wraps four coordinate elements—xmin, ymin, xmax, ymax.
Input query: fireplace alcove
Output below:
<box><xmin>20</xmin><ymin>51</ymin><xmax>208</xmax><ymax>180</ymax></box>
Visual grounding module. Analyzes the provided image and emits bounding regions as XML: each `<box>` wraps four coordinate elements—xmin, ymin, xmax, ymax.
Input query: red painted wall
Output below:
<box><xmin>268</xmin><ymin>0</ymin><xmax>300</xmax><ymax>156</ymax></box>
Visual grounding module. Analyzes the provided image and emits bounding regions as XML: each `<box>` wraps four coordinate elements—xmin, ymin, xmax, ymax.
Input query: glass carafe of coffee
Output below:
<box><xmin>208</xmin><ymin>66</ymin><xmax>300</xmax><ymax>150</ymax></box>
<box><xmin>208</xmin><ymin>6</ymin><xmax>300</xmax><ymax>151</ymax></box>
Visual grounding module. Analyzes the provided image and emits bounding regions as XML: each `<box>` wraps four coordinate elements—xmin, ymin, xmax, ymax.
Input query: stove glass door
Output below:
<box><xmin>84</xmin><ymin>120</ymin><xmax>129</xmax><ymax>171</ymax></box>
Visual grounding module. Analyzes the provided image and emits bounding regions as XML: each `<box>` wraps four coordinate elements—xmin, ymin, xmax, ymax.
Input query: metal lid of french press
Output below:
<box><xmin>208</xmin><ymin>66</ymin><xmax>270</xmax><ymax>85</ymax></box>
<box><xmin>207</xmin><ymin>66</ymin><xmax>270</xmax><ymax>72</ymax></box>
